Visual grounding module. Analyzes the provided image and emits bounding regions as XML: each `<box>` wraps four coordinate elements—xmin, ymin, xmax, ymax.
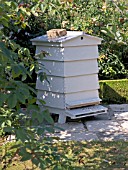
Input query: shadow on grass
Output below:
<box><xmin>100</xmin><ymin>83</ymin><xmax>127</xmax><ymax>104</ymax></box>
<box><xmin>1</xmin><ymin>140</ymin><xmax>128</xmax><ymax>170</ymax></box>
<box><xmin>63</xmin><ymin>141</ymin><xmax>128</xmax><ymax>170</ymax></box>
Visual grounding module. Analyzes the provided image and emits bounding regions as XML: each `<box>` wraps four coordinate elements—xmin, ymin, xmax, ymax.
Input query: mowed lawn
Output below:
<box><xmin>0</xmin><ymin>140</ymin><xmax>128</xmax><ymax>170</ymax></box>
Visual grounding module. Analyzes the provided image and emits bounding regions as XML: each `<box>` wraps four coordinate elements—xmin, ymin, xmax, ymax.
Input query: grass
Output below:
<box><xmin>0</xmin><ymin>139</ymin><xmax>128</xmax><ymax>170</ymax></box>
<box><xmin>99</xmin><ymin>79</ymin><xmax>128</xmax><ymax>104</ymax></box>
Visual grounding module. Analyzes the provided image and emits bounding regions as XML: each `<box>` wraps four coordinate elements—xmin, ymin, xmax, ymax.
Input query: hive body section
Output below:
<box><xmin>36</xmin><ymin>45</ymin><xmax>100</xmax><ymax>110</ymax></box>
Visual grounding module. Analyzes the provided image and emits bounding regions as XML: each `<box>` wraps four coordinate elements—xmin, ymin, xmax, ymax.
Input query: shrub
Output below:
<box><xmin>2</xmin><ymin>0</ymin><xmax>128</xmax><ymax>80</ymax></box>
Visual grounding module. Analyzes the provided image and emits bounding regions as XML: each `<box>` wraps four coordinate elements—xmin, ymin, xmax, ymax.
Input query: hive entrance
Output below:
<box><xmin>66</xmin><ymin>105</ymin><xmax>108</xmax><ymax>119</ymax></box>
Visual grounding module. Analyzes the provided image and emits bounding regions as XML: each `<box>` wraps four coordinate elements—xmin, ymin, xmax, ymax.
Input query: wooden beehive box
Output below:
<box><xmin>31</xmin><ymin>31</ymin><xmax>107</xmax><ymax>123</ymax></box>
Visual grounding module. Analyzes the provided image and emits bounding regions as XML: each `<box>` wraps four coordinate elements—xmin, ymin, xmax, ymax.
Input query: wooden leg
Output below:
<box><xmin>58</xmin><ymin>114</ymin><xmax>66</xmax><ymax>124</ymax></box>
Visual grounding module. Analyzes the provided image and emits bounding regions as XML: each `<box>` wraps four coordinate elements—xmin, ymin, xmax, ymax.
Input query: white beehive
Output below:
<box><xmin>31</xmin><ymin>31</ymin><xmax>107</xmax><ymax>123</ymax></box>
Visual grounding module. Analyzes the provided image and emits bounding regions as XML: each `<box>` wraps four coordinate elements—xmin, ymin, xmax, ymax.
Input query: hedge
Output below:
<box><xmin>99</xmin><ymin>79</ymin><xmax>128</xmax><ymax>104</ymax></box>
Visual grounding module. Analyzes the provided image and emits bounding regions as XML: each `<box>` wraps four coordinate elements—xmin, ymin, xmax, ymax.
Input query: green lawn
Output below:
<box><xmin>0</xmin><ymin>140</ymin><xmax>128</xmax><ymax>170</ymax></box>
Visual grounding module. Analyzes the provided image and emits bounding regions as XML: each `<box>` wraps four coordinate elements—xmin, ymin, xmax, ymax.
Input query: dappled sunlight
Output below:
<box><xmin>97</xmin><ymin>130</ymin><xmax>128</xmax><ymax>141</ymax></box>
<box><xmin>1</xmin><ymin>139</ymin><xmax>128</xmax><ymax>169</ymax></box>
<box><xmin>85</xmin><ymin>114</ymin><xmax>128</xmax><ymax>141</ymax></box>
<box><xmin>52</xmin><ymin>131</ymin><xmax>98</xmax><ymax>141</ymax></box>
<box><xmin>86</xmin><ymin>120</ymin><xmax>120</xmax><ymax>132</ymax></box>
<box><xmin>55</xmin><ymin>141</ymin><xmax>128</xmax><ymax>169</ymax></box>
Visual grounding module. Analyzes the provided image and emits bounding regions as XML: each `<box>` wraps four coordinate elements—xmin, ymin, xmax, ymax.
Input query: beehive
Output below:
<box><xmin>31</xmin><ymin>31</ymin><xmax>107</xmax><ymax>123</ymax></box>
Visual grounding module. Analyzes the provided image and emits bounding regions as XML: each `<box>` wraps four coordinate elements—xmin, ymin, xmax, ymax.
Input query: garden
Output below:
<box><xmin>0</xmin><ymin>0</ymin><xmax>128</xmax><ymax>169</ymax></box>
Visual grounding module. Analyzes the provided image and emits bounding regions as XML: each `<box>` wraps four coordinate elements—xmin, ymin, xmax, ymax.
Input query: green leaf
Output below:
<box><xmin>42</xmin><ymin>110</ymin><xmax>54</xmax><ymax>124</ymax></box>
<box><xmin>6</xmin><ymin>120</ymin><xmax>12</xmax><ymax>126</ymax></box>
<box><xmin>16</xmin><ymin>128</ymin><xmax>27</xmax><ymax>141</ymax></box>
<box><xmin>16</xmin><ymin>91</ymin><xmax>26</xmax><ymax>104</ymax></box>
<box><xmin>24</xmin><ymin>48</ymin><xmax>30</xmax><ymax>56</ymax></box>
<box><xmin>12</xmin><ymin>65</ymin><xmax>22</xmax><ymax>78</ymax></box>
<box><xmin>11</xmin><ymin>144</ymin><xmax>21</xmax><ymax>149</ymax></box>
<box><xmin>101</xmin><ymin>27</ymin><xmax>115</xmax><ymax>39</ymax></box>
<box><xmin>101</xmin><ymin>30</ymin><xmax>107</xmax><ymax>34</ymax></box>
<box><xmin>1</xmin><ymin>122</ymin><xmax>5</xmax><ymax>128</ymax></box>
<box><xmin>31</xmin><ymin>111</ymin><xmax>38</xmax><ymax>119</ymax></box>
<box><xmin>37</xmin><ymin>112</ymin><xmax>45</xmax><ymax>123</ymax></box>
<box><xmin>27</xmin><ymin>104</ymin><xmax>39</xmax><ymax>112</ymax></box>
<box><xmin>28</xmin><ymin>86</ymin><xmax>37</xmax><ymax>95</ymax></box>
<box><xmin>10</xmin><ymin>42</ymin><xmax>18</xmax><ymax>51</ymax></box>
<box><xmin>21</xmin><ymin>74</ymin><xmax>27</xmax><ymax>81</ymax></box>
<box><xmin>38</xmin><ymin>72</ymin><xmax>49</xmax><ymax>83</ymax></box>
<box><xmin>30</xmin><ymin>64</ymin><xmax>35</xmax><ymax>72</ymax></box>
<box><xmin>45</xmin><ymin>126</ymin><xmax>54</xmax><ymax>133</ymax></box>
<box><xmin>32</xmin><ymin>158</ymin><xmax>39</xmax><ymax>167</ymax></box>
<box><xmin>20</xmin><ymin>152</ymin><xmax>32</xmax><ymax>162</ymax></box>
<box><xmin>0</xmin><ymin>17</ymin><xmax>9</xmax><ymax>27</ymax></box>
<box><xmin>11</xmin><ymin>2</ymin><xmax>18</xmax><ymax>9</ymax></box>
<box><xmin>21</xmin><ymin>22</ymin><xmax>27</xmax><ymax>29</ymax></box>
<box><xmin>7</xmin><ymin>93</ymin><xmax>17</xmax><ymax>108</ymax></box>
<box><xmin>5</xmin><ymin>1</ymin><xmax>11</xmax><ymax>6</ymax></box>
<box><xmin>40</xmin><ymin>4</ymin><xmax>44</xmax><ymax>11</ymax></box>
<box><xmin>28</xmin><ymin>97</ymin><xmax>36</xmax><ymax>104</ymax></box>
<box><xmin>4</xmin><ymin>126</ymin><xmax>13</xmax><ymax>132</ymax></box>
<box><xmin>19</xmin><ymin>147</ymin><xmax>32</xmax><ymax>161</ymax></box>
<box><xmin>0</xmin><ymin>93</ymin><xmax>7</xmax><ymax>107</ymax></box>
<box><xmin>0</xmin><ymin>6</ymin><xmax>3</xmax><ymax>13</ymax></box>
<box><xmin>38</xmin><ymin>99</ymin><xmax>46</xmax><ymax>105</ymax></box>
<box><xmin>19</xmin><ymin>87</ymin><xmax>30</xmax><ymax>99</ymax></box>
<box><xmin>37</xmin><ymin>127</ymin><xmax>45</xmax><ymax>135</ymax></box>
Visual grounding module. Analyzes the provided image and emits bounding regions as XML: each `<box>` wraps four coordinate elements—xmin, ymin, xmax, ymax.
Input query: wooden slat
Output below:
<box><xmin>66</xmin><ymin>101</ymin><xmax>100</xmax><ymax>109</ymax></box>
<box><xmin>66</xmin><ymin>98</ymin><xmax>101</xmax><ymax>109</ymax></box>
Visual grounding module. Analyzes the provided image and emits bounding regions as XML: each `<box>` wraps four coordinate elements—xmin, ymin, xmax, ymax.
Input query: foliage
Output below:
<box><xmin>0</xmin><ymin>1</ymin><xmax>73</xmax><ymax>169</ymax></box>
<box><xmin>2</xmin><ymin>0</ymin><xmax>127</xmax><ymax>80</ymax></box>
<box><xmin>99</xmin><ymin>79</ymin><xmax>128</xmax><ymax>104</ymax></box>
<box><xmin>1</xmin><ymin>141</ymin><xmax>128</xmax><ymax>170</ymax></box>
<box><xmin>98</xmin><ymin>52</ymin><xmax>127</xmax><ymax>80</ymax></box>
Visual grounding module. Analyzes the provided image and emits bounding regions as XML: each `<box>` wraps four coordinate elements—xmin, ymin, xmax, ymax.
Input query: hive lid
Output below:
<box><xmin>31</xmin><ymin>31</ymin><xmax>103</xmax><ymax>46</ymax></box>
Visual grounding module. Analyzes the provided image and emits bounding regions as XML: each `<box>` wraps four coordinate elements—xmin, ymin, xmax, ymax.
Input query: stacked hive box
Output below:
<box><xmin>31</xmin><ymin>31</ymin><xmax>107</xmax><ymax>123</ymax></box>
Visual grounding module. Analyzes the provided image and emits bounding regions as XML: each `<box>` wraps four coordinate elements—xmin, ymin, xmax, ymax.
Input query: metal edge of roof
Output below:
<box><xmin>31</xmin><ymin>31</ymin><xmax>103</xmax><ymax>43</ymax></box>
